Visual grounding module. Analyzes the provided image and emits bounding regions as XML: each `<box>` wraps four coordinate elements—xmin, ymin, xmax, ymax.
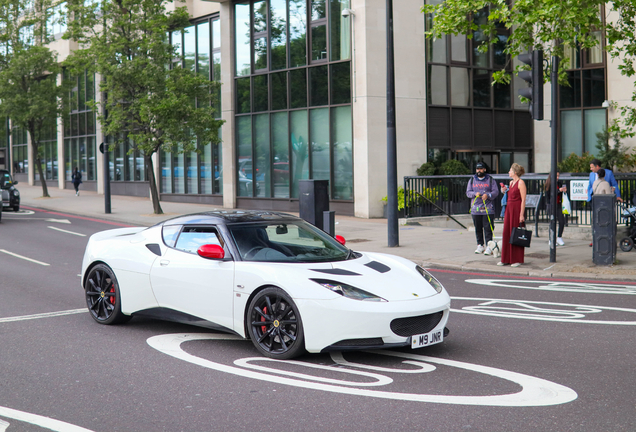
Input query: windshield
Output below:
<box><xmin>229</xmin><ymin>221</ymin><xmax>349</xmax><ymax>262</ymax></box>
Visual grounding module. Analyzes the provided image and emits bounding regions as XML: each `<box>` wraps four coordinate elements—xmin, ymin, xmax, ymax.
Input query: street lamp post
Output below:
<box><xmin>549</xmin><ymin>55</ymin><xmax>559</xmax><ymax>263</ymax></box>
<box><xmin>386</xmin><ymin>0</ymin><xmax>399</xmax><ymax>247</ymax></box>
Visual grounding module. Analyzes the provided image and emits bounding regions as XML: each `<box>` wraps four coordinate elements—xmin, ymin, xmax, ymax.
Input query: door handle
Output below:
<box><xmin>160</xmin><ymin>260</ymin><xmax>170</xmax><ymax>266</ymax></box>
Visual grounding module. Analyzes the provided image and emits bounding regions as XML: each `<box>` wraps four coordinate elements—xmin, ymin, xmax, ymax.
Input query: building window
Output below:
<box><xmin>37</xmin><ymin>119</ymin><xmax>58</xmax><ymax>181</ymax></box>
<box><xmin>162</xmin><ymin>15</ymin><xmax>222</xmax><ymax>195</ymax></box>
<box><xmin>47</xmin><ymin>2</ymin><xmax>67</xmax><ymax>40</ymax></box>
<box><xmin>64</xmin><ymin>70</ymin><xmax>97</xmax><ymax>181</ymax></box>
<box><xmin>234</xmin><ymin>0</ymin><xmax>353</xmax><ymax>200</ymax></box>
<box><xmin>12</xmin><ymin>126</ymin><xmax>28</xmax><ymax>174</ymax></box>
<box><xmin>425</xmin><ymin>2</ymin><xmax>533</xmax><ymax>172</ymax></box>
<box><xmin>559</xmin><ymin>29</ymin><xmax>607</xmax><ymax>160</ymax></box>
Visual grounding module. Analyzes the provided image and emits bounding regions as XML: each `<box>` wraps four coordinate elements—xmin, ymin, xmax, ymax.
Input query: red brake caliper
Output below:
<box><xmin>109</xmin><ymin>284</ymin><xmax>116</xmax><ymax>304</ymax></box>
<box><xmin>261</xmin><ymin>306</ymin><xmax>267</xmax><ymax>333</ymax></box>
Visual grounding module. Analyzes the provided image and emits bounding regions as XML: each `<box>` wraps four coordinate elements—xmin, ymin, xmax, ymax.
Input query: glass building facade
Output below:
<box><xmin>234</xmin><ymin>0</ymin><xmax>353</xmax><ymax>201</ymax></box>
<box><xmin>425</xmin><ymin>1</ymin><xmax>534</xmax><ymax>173</ymax></box>
<box><xmin>64</xmin><ymin>70</ymin><xmax>97</xmax><ymax>183</ymax></box>
<box><xmin>38</xmin><ymin>119</ymin><xmax>58</xmax><ymax>181</ymax></box>
<box><xmin>161</xmin><ymin>15</ymin><xmax>223</xmax><ymax>196</ymax></box>
<box><xmin>12</xmin><ymin>127</ymin><xmax>28</xmax><ymax>174</ymax></box>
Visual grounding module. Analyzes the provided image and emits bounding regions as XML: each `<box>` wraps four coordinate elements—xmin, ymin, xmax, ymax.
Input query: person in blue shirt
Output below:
<box><xmin>587</xmin><ymin>159</ymin><xmax>623</xmax><ymax>203</ymax></box>
<box><xmin>587</xmin><ymin>159</ymin><xmax>623</xmax><ymax>247</ymax></box>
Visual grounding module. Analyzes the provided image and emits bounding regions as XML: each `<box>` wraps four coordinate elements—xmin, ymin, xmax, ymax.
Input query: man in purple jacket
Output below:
<box><xmin>466</xmin><ymin>162</ymin><xmax>499</xmax><ymax>255</ymax></box>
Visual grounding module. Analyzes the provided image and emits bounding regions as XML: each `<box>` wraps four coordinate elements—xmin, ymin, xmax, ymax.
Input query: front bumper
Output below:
<box><xmin>296</xmin><ymin>293</ymin><xmax>451</xmax><ymax>353</ymax></box>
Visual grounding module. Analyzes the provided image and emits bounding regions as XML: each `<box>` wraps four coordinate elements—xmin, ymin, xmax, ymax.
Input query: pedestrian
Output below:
<box><xmin>587</xmin><ymin>159</ymin><xmax>623</xmax><ymax>246</ymax></box>
<box><xmin>72</xmin><ymin>167</ymin><xmax>82</xmax><ymax>196</ymax></box>
<box><xmin>498</xmin><ymin>163</ymin><xmax>527</xmax><ymax>267</ymax></box>
<box><xmin>587</xmin><ymin>159</ymin><xmax>622</xmax><ymax>203</ymax></box>
<box><xmin>545</xmin><ymin>171</ymin><xmax>567</xmax><ymax>246</ymax></box>
<box><xmin>466</xmin><ymin>162</ymin><xmax>499</xmax><ymax>255</ymax></box>
<box><xmin>592</xmin><ymin>168</ymin><xmax>614</xmax><ymax>195</ymax></box>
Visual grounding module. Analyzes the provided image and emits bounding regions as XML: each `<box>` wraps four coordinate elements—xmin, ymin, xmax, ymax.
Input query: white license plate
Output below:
<box><xmin>411</xmin><ymin>329</ymin><xmax>443</xmax><ymax>349</ymax></box>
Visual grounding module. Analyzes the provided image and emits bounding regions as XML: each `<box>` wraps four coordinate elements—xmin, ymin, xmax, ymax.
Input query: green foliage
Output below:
<box><xmin>595</xmin><ymin>123</ymin><xmax>635</xmax><ymax>172</ymax></box>
<box><xmin>64</xmin><ymin>0</ymin><xmax>224</xmax><ymax>214</ymax></box>
<box><xmin>416</xmin><ymin>162</ymin><xmax>438</xmax><ymax>176</ymax></box>
<box><xmin>557</xmin><ymin>152</ymin><xmax>594</xmax><ymax>174</ymax></box>
<box><xmin>439</xmin><ymin>159</ymin><xmax>471</xmax><ymax>175</ymax></box>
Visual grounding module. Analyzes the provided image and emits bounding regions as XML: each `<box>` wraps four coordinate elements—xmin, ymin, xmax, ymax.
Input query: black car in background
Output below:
<box><xmin>0</xmin><ymin>169</ymin><xmax>20</xmax><ymax>213</ymax></box>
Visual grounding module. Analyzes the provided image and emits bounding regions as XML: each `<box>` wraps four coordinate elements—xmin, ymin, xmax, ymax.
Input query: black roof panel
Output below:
<box><xmin>161</xmin><ymin>210</ymin><xmax>301</xmax><ymax>226</ymax></box>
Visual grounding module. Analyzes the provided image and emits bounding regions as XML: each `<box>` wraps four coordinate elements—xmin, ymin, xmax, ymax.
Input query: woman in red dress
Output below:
<box><xmin>498</xmin><ymin>163</ymin><xmax>527</xmax><ymax>267</ymax></box>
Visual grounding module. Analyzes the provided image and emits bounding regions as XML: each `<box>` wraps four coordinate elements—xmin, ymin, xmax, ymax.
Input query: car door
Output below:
<box><xmin>149</xmin><ymin>225</ymin><xmax>235</xmax><ymax>331</ymax></box>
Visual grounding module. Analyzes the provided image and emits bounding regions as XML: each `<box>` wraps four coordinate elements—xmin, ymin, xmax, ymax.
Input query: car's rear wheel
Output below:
<box><xmin>247</xmin><ymin>287</ymin><xmax>305</xmax><ymax>359</ymax></box>
<box><xmin>84</xmin><ymin>264</ymin><xmax>130</xmax><ymax>325</ymax></box>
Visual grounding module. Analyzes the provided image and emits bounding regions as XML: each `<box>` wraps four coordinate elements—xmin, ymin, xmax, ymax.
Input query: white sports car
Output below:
<box><xmin>81</xmin><ymin>211</ymin><xmax>450</xmax><ymax>359</ymax></box>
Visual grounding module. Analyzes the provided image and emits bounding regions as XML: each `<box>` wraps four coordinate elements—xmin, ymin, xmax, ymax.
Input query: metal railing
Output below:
<box><xmin>404</xmin><ymin>173</ymin><xmax>636</xmax><ymax>226</ymax></box>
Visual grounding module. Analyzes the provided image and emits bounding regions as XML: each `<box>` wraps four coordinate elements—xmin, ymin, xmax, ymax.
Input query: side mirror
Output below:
<box><xmin>13</xmin><ymin>180</ymin><xmax>18</xmax><ymax>185</ymax></box>
<box><xmin>335</xmin><ymin>235</ymin><xmax>346</xmax><ymax>246</ymax></box>
<box><xmin>197</xmin><ymin>244</ymin><xmax>225</xmax><ymax>260</ymax></box>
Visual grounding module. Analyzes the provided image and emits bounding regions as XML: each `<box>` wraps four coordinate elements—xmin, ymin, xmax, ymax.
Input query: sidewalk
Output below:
<box><xmin>13</xmin><ymin>183</ymin><xmax>636</xmax><ymax>281</ymax></box>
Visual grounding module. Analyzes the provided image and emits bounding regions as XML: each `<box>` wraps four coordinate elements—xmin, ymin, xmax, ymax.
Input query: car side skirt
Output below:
<box><xmin>133</xmin><ymin>307</ymin><xmax>242</xmax><ymax>336</ymax></box>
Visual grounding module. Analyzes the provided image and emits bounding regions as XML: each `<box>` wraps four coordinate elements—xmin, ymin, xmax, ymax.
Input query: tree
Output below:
<box><xmin>595</xmin><ymin>121</ymin><xmax>633</xmax><ymax>172</ymax></box>
<box><xmin>422</xmin><ymin>0</ymin><xmax>636</xmax><ymax>135</ymax></box>
<box><xmin>0</xmin><ymin>0</ymin><xmax>68</xmax><ymax>198</ymax></box>
<box><xmin>65</xmin><ymin>0</ymin><xmax>223</xmax><ymax>214</ymax></box>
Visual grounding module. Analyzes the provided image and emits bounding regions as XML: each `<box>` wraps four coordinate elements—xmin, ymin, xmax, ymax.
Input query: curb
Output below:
<box><xmin>420</xmin><ymin>261</ymin><xmax>636</xmax><ymax>283</ymax></box>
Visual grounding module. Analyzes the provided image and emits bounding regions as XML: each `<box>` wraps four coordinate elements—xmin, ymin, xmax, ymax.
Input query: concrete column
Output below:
<box><xmin>220</xmin><ymin>1</ymin><xmax>236</xmax><ymax>209</ymax></box>
<box><xmin>57</xmin><ymin>74</ymin><xmax>66</xmax><ymax>189</ymax></box>
<box><xmin>352</xmin><ymin>0</ymin><xmax>427</xmax><ymax>218</ymax></box>
<box><xmin>95</xmin><ymin>73</ymin><xmax>105</xmax><ymax>194</ymax></box>
<box><xmin>27</xmin><ymin>131</ymin><xmax>35</xmax><ymax>186</ymax></box>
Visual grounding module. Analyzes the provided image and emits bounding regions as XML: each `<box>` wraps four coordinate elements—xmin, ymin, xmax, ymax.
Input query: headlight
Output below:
<box><xmin>416</xmin><ymin>266</ymin><xmax>444</xmax><ymax>293</ymax></box>
<box><xmin>311</xmin><ymin>279</ymin><xmax>387</xmax><ymax>302</ymax></box>
<box><xmin>12</xmin><ymin>189</ymin><xmax>19</xmax><ymax>196</ymax></box>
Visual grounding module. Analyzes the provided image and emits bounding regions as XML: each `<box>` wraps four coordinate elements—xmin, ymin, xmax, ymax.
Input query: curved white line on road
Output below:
<box><xmin>234</xmin><ymin>357</ymin><xmax>393</xmax><ymax>386</ymax></box>
<box><xmin>147</xmin><ymin>333</ymin><xmax>577</xmax><ymax>406</ymax></box>
<box><xmin>330</xmin><ymin>351</ymin><xmax>437</xmax><ymax>374</ymax></box>
<box><xmin>450</xmin><ymin>297</ymin><xmax>636</xmax><ymax>325</ymax></box>
<box><xmin>465</xmin><ymin>279</ymin><xmax>636</xmax><ymax>295</ymax></box>
<box><xmin>0</xmin><ymin>249</ymin><xmax>50</xmax><ymax>266</ymax></box>
<box><xmin>0</xmin><ymin>406</ymin><xmax>96</xmax><ymax>432</ymax></box>
<box><xmin>2</xmin><ymin>210</ymin><xmax>35</xmax><ymax>216</ymax></box>
<box><xmin>0</xmin><ymin>309</ymin><xmax>86</xmax><ymax>323</ymax></box>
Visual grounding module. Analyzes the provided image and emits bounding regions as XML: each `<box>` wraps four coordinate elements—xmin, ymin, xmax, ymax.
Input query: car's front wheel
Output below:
<box><xmin>247</xmin><ymin>287</ymin><xmax>305</xmax><ymax>359</ymax></box>
<box><xmin>84</xmin><ymin>264</ymin><xmax>130</xmax><ymax>325</ymax></box>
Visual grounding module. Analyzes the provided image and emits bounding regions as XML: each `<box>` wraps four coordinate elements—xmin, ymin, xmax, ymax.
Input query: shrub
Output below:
<box><xmin>439</xmin><ymin>159</ymin><xmax>471</xmax><ymax>175</ymax></box>
<box><xmin>416</xmin><ymin>162</ymin><xmax>438</xmax><ymax>176</ymax></box>
<box><xmin>557</xmin><ymin>152</ymin><xmax>594</xmax><ymax>174</ymax></box>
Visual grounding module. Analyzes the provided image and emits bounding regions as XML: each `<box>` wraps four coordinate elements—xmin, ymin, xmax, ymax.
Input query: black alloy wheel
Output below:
<box><xmin>84</xmin><ymin>264</ymin><xmax>130</xmax><ymax>325</ymax></box>
<box><xmin>620</xmin><ymin>237</ymin><xmax>634</xmax><ymax>252</ymax></box>
<box><xmin>247</xmin><ymin>287</ymin><xmax>305</xmax><ymax>359</ymax></box>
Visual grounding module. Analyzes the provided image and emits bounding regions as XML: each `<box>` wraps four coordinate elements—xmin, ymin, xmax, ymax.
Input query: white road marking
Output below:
<box><xmin>45</xmin><ymin>219</ymin><xmax>71</xmax><ymax>224</ymax></box>
<box><xmin>465</xmin><ymin>279</ymin><xmax>636</xmax><ymax>295</ymax></box>
<box><xmin>2</xmin><ymin>210</ymin><xmax>35</xmax><ymax>216</ymax></box>
<box><xmin>0</xmin><ymin>309</ymin><xmax>86</xmax><ymax>323</ymax></box>
<box><xmin>47</xmin><ymin>226</ymin><xmax>86</xmax><ymax>237</ymax></box>
<box><xmin>0</xmin><ymin>406</ymin><xmax>96</xmax><ymax>432</ymax></box>
<box><xmin>0</xmin><ymin>419</ymin><xmax>8</xmax><ymax>432</ymax></box>
<box><xmin>451</xmin><ymin>297</ymin><xmax>636</xmax><ymax>325</ymax></box>
<box><xmin>147</xmin><ymin>333</ymin><xmax>578</xmax><ymax>407</ymax></box>
<box><xmin>0</xmin><ymin>250</ymin><xmax>50</xmax><ymax>266</ymax></box>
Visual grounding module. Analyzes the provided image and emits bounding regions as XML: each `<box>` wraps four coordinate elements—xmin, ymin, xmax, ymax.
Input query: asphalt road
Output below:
<box><xmin>0</xmin><ymin>207</ymin><xmax>635</xmax><ymax>432</ymax></box>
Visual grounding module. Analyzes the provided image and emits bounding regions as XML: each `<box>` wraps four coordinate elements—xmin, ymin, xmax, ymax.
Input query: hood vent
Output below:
<box><xmin>311</xmin><ymin>268</ymin><xmax>360</xmax><ymax>276</ymax></box>
<box><xmin>365</xmin><ymin>261</ymin><xmax>390</xmax><ymax>273</ymax></box>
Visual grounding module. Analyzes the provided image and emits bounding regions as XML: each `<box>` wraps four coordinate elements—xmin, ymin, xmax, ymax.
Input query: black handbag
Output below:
<box><xmin>510</xmin><ymin>224</ymin><xmax>532</xmax><ymax>247</ymax></box>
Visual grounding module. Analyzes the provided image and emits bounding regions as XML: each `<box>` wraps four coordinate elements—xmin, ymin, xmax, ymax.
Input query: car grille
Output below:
<box><xmin>390</xmin><ymin>312</ymin><xmax>444</xmax><ymax>337</ymax></box>
<box><xmin>332</xmin><ymin>338</ymin><xmax>384</xmax><ymax>347</ymax></box>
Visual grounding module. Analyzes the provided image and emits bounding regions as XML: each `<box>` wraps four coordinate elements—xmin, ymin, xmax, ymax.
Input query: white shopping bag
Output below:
<box><xmin>562</xmin><ymin>193</ymin><xmax>571</xmax><ymax>215</ymax></box>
